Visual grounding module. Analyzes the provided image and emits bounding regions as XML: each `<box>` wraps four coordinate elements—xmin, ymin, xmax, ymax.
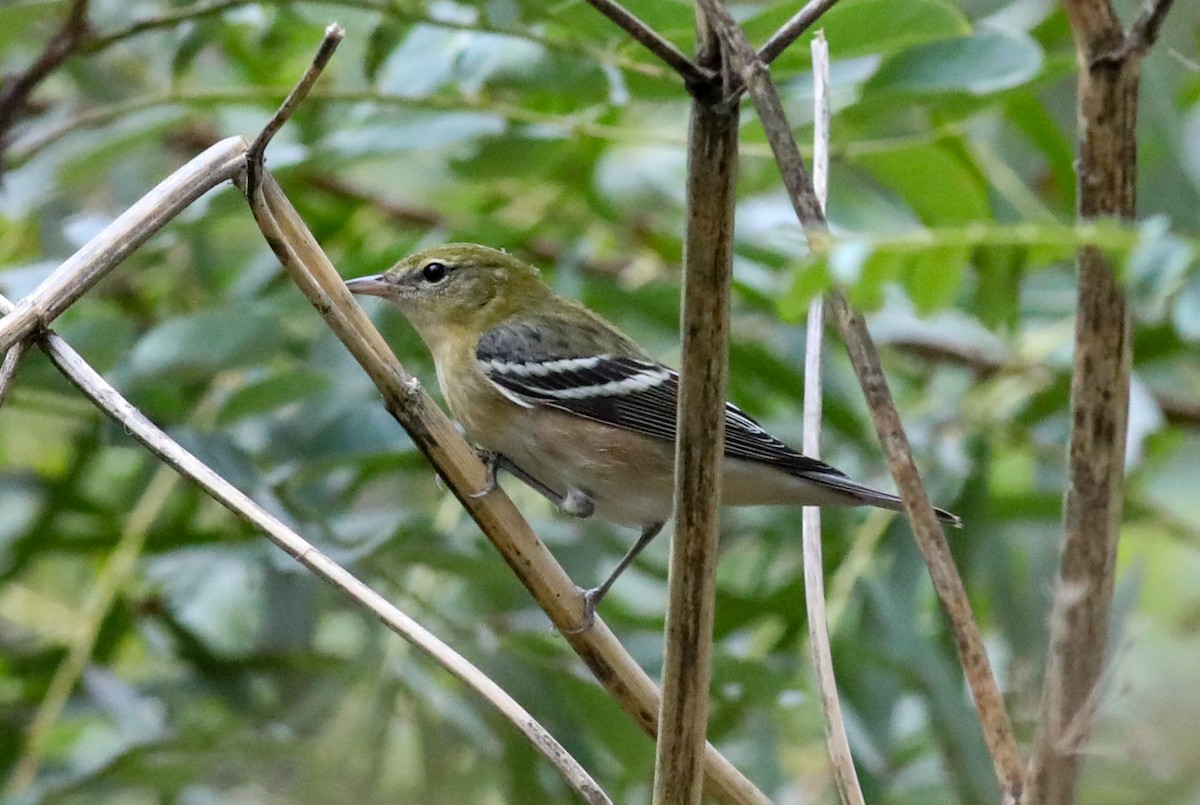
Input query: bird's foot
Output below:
<box><xmin>562</xmin><ymin>587</ymin><xmax>601</xmax><ymax>635</ymax></box>
<box><xmin>469</xmin><ymin>449</ymin><xmax>501</xmax><ymax>498</ymax></box>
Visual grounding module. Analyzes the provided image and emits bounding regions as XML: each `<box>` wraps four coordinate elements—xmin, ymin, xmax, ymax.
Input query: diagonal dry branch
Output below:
<box><xmin>0</xmin><ymin>341</ymin><xmax>28</xmax><ymax>408</ymax></box>
<box><xmin>0</xmin><ymin>290</ymin><xmax>612</xmax><ymax>805</ymax></box>
<box><xmin>242</xmin><ymin>26</ymin><xmax>766</xmax><ymax>802</ymax></box>
<box><xmin>579</xmin><ymin>0</ymin><xmax>714</xmax><ymax>89</ymax></box>
<box><xmin>692</xmin><ymin>0</ymin><xmax>1024</xmax><ymax>800</ymax></box>
<box><xmin>249</xmin><ymin>169</ymin><xmax>769</xmax><ymax>805</ymax></box>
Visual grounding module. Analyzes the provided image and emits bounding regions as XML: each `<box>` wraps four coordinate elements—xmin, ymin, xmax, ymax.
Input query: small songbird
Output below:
<box><xmin>347</xmin><ymin>243</ymin><xmax>959</xmax><ymax>629</ymax></box>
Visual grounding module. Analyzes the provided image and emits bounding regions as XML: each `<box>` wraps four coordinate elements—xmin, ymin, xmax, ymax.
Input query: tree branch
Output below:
<box><xmin>1023</xmin><ymin>0</ymin><xmax>1175</xmax><ymax>798</ymax></box>
<box><xmin>758</xmin><ymin>0</ymin><xmax>842</xmax><ymax>66</ymax></box>
<box><xmin>580</xmin><ymin>0</ymin><xmax>715</xmax><ymax>90</ymax></box>
<box><xmin>0</xmin><ymin>341</ymin><xmax>28</xmax><ymax>409</ymax></box>
<box><xmin>0</xmin><ymin>0</ymin><xmax>90</xmax><ymax>168</ymax></box>
<box><xmin>0</xmin><ymin>136</ymin><xmax>248</xmax><ymax>354</ymax></box>
<box><xmin>651</xmin><ymin>8</ymin><xmax>737</xmax><ymax>805</ymax></box>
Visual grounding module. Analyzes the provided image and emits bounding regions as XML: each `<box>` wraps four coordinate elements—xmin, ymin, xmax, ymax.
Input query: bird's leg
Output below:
<box><xmin>469</xmin><ymin>450</ymin><xmax>594</xmax><ymax>519</ymax></box>
<box><xmin>566</xmin><ymin>521</ymin><xmax>666</xmax><ymax>634</ymax></box>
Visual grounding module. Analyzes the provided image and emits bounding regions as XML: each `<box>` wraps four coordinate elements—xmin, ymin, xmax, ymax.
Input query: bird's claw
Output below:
<box><xmin>562</xmin><ymin>587</ymin><xmax>600</xmax><ymax>635</ymax></box>
<box><xmin>469</xmin><ymin>449</ymin><xmax>500</xmax><ymax>498</ymax></box>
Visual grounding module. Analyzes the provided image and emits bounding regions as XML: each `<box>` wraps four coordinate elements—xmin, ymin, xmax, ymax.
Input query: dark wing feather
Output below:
<box><xmin>476</xmin><ymin>320</ymin><xmax>844</xmax><ymax>480</ymax></box>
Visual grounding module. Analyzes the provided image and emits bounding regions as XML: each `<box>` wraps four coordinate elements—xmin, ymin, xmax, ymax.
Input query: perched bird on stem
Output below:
<box><xmin>347</xmin><ymin>243</ymin><xmax>960</xmax><ymax>630</ymax></box>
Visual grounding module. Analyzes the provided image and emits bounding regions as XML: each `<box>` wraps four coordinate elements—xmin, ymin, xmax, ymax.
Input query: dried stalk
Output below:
<box><xmin>0</xmin><ymin>341</ymin><xmax>28</xmax><ymax>408</ymax></box>
<box><xmin>579</xmin><ymin>0</ymin><xmax>714</xmax><ymax>89</ymax></box>
<box><xmin>801</xmin><ymin>32</ymin><xmax>864</xmax><ymax>805</ymax></box>
<box><xmin>758</xmin><ymin>0</ymin><xmax>842</xmax><ymax>66</ymax></box>
<box><xmin>692</xmin><ymin>0</ymin><xmax>1024</xmax><ymax>799</ymax></box>
<box><xmin>651</xmin><ymin>9</ymin><xmax>737</xmax><ymax>805</ymax></box>
<box><xmin>0</xmin><ymin>136</ymin><xmax>248</xmax><ymax>354</ymax></box>
<box><xmin>0</xmin><ymin>291</ymin><xmax>611</xmax><ymax>805</ymax></box>
<box><xmin>1023</xmin><ymin>0</ymin><xmax>1173</xmax><ymax>801</ymax></box>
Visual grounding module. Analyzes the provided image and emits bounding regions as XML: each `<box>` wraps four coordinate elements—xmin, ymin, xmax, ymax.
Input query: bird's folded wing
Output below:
<box><xmin>476</xmin><ymin>323</ymin><xmax>844</xmax><ymax>479</ymax></box>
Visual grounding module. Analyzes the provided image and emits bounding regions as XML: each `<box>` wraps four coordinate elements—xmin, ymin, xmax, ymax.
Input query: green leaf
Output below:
<box><xmin>125</xmin><ymin>303</ymin><xmax>284</xmax><ymax>381</ymax></box>
<box><xmin>850</xmin><ymin>141</ymin><xmax>991</xmax><ymax>225</ymax></box>
<box><xmin>869</xmin><ymin>28</ymin><xmax>1044</xmax><ymax>95</ymax></box>
<box><xmin>905</xmin><ymin>245</ymin><xmax>969</xmax><ymax>313</ymax></box>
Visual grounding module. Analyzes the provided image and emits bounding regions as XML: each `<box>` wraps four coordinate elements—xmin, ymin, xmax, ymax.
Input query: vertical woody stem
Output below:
<box><xmin>1023</xmin><ymin>0</ymin><xmax>1159</xmax><ymax>798</ymax></box>
<box><xmin>652</xmin><ymin>8</ymin><xmax>739</xmax><ymax>805</ymax></box>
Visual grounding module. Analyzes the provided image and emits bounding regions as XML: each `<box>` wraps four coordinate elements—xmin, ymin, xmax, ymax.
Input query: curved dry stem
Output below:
<box><xmin>0</xmin><ymin>288</ymin><xmax>612</xmax><ymax>805</ymax></box>
<box><xmin>0</xmin><ymin>341</ymin><xmax>29</xmax><ymax>408</ymax></box>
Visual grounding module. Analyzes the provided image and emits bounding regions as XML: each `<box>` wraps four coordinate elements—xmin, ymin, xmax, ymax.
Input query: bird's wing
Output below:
<box><xmin>476</xmin><ymin>319</ymin><xmax>843</xmax><ymax>479</ymax></box>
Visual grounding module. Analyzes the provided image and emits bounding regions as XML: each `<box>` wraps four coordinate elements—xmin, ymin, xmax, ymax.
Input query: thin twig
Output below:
<box><xmin>246</xmin><ymin>23</ymin><xmax>344</xmax><ymax>195</ymax></box>
<box><xmin>0</xmin><ymin>0</ymin><xmax>90</xmax><ymax>163</ymax></box>
<box><xmin>0</xmin><ymin>291</ymin><xmax>611</xmax><ymax>805</ymax></box>
<box><xmin>692</xmin><ymin>0</ymin><xmax>1025</xmax><ymax>799</ymax></box>
<box><xmin>249</xmin><ymin>171</ymin><xmax>769</xmax><ymax>805</ymax></box>
<box><xmin>801</xmin><ymin>31</ymin><xmax>864</xmax><ymax>805</ymax></box>
<box><xmin>0</xmin><ymin>136</ymin><xmax>248</xmax><ymax>354</ymax></box>
<box><xmin>651</xmin><ymin>10</ymin><xmax>737</xmax><ymax>805</ymax></box>
<box><xmin>0</xmin><ymin>341</ymin><xmax>29</xmax><ymax>408</ymax></box>
<box><xmin>758</xmin><ymin>0</ymin><xmax>842</xmax><ymax>66</ymax></box>
<box><xmin>580</xmin><ymin>0</ymin><xmax>715</xmax><ymax>89</ymax></box>
<box><xmin>1096</xmin><ymin>0</ymin><xmax>1176</xmax><ymax>64</ymax></box>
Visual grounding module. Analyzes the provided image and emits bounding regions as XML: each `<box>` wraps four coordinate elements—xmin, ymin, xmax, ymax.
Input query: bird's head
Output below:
<box><xmin>346</xmin><ymin>243</ymin><xmax>550</xmax><ymax>343</ymax></box>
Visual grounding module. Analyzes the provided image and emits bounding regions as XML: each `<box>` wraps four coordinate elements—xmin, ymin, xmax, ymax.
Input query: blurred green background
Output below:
<box><xmin>1</xmin><ymin>0</ymin><xmax>1198</xmax><ymax>802</ymax></box>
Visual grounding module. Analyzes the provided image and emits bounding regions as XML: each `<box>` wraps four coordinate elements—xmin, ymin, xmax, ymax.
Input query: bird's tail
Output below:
<box><xmin>803</xmin><ymin>471</ymin><xmax>963</xmax><ymax>528</ymax></box>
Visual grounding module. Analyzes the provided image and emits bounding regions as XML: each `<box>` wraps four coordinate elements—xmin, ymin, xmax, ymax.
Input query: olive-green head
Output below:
<box><xmin>346</xmin><ymin>243</ymin><xmax>551</xmax><ymax>341</ymax></box>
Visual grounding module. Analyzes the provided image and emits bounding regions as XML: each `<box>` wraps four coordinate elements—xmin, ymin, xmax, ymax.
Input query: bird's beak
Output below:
<box><xmin>345</xmin><ymin>274</ymin><xmax>392</xmax><ymax>298</ymax></box>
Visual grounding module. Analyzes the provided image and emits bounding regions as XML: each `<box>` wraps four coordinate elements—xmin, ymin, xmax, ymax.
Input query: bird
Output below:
<box><xmin>346</xmin><ymin>243</ymin><xmax>960</xmax><ymax>630</ymax></box>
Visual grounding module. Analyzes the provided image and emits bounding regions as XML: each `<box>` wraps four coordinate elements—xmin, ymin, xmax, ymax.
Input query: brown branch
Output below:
<box><xmin>580</xmin><ymin>0</ymin><xmax>715</xmax><ymax>90</ymax></box>
<box><xmin>1097</xmin><ymin>0</ymin><xmax>1177</xmax><ymax>64</ymax></box>
<box><xmin>692</xmin><ymin>0</ymin><xmax>1025</xmax><ymax>799</ymax></box>
<box><xmin>0</xmin><ymin>341</ymin><xmax>29</xmax><ymax>409</ymax></box>
<box><xmin>651</xmin><ymin>10</ymin><xmax>737</xmax><ymax>805</ymax></box>
<box><xmin>246</xmin><ymin>23</ymin><xmax>344</xmax><ymax>194</ymax></box>
<box><xmin>1022</xmin><ymin>0</ymin><xmax>1174</xmax><ymax>798</ymax></box>
<box><xmin>0</xmin><ymin>0</ymin><xmax>90</xmax><ymax>169</ymax></box>
<box><xmin>758</xmin><ymin>0</ymin><xmax>843</xmax><ymax>66</ymax></box>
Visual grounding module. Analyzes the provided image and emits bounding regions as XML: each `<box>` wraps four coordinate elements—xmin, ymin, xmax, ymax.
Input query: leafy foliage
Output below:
<box><xmin>1</xmin><ymin>0</ymin><xmax>1198</xmax><ymax>802</ymax></box>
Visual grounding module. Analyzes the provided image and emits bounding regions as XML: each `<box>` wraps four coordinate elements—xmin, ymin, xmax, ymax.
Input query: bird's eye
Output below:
<box><xmin>421</xmin><ymin>262</ymin><xmax>448</xmax><ymax>283</ymax></box>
